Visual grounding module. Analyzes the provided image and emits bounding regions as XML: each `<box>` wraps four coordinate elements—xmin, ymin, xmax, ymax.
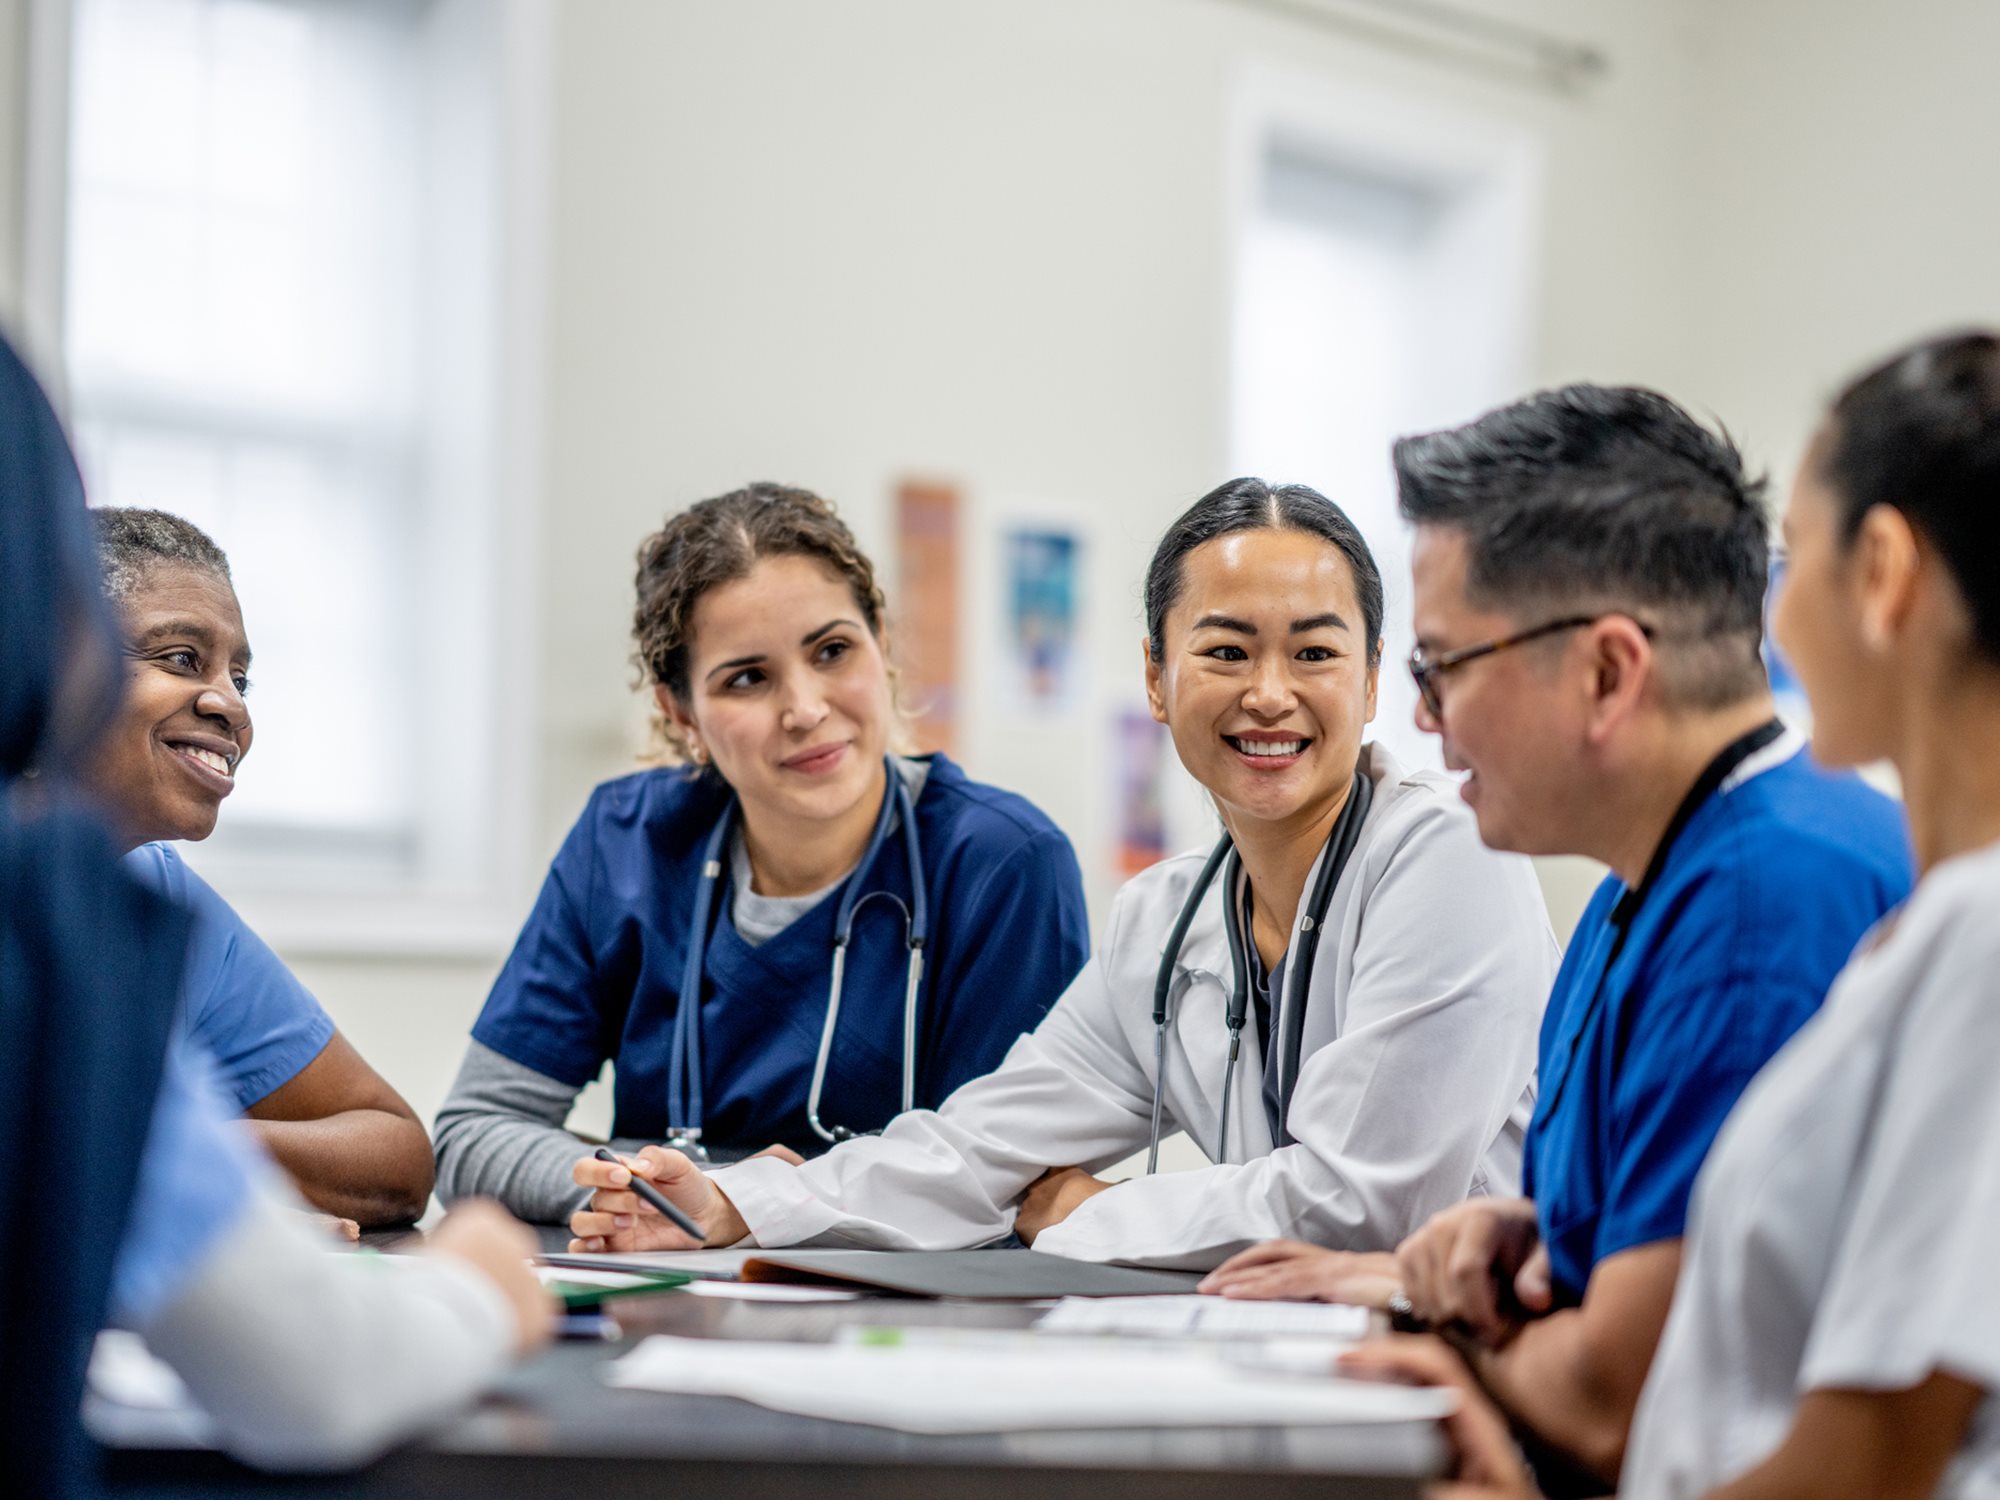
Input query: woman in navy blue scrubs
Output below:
<box><xmin>435</xmin><ymin>482</ymin><xmax>1091</xmax><ymax>1221</ymax></box>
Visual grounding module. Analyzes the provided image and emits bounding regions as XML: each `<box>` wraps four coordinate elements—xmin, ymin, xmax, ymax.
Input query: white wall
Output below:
<box><xmin>8</xmin><ymin>1</ymin><xmax>1997</xmax><ymax>1132</ymax></box>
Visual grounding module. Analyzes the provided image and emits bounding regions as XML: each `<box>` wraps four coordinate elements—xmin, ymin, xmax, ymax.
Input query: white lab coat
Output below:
<box><xmin>712</xmin><ymin>743</ymin><xmax>1557</xmax><ymax>1270</ymax></box>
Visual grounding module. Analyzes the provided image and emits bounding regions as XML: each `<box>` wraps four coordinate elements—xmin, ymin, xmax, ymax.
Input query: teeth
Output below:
<box><xmin>178</xmin><ymin>746</ymin><xmax>233</xmax><ymax>777</ymax></box>
<box><xmin>1232</xmin><ymin>738</ymin><xmax>1304</xmax><ymax>758</ymax></box>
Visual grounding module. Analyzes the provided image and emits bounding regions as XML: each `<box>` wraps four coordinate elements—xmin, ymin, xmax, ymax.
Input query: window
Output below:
<box><xmin>45</xmin><ymin>0</ymin><xmax>548</xmax><ymax>950</ymax></box>
<box><xmin>1229</xmin><ymin>70</ymin><xmax>1542</xmax><ymax>774</ymax></box>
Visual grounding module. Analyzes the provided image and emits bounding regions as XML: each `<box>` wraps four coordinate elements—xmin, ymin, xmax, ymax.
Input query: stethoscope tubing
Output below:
<box><xmin>670</xmin><ymin>757</ymin><xmax>927</xmax><ymax>1151</ymax></box>
<box><xmin>1146</xmin><ymin>769</ymin><xmax>1372</xmax><ymax>1169</ymax></box>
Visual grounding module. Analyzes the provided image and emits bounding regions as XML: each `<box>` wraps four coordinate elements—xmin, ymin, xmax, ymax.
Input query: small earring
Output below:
<box><xmin>688</xmin><ymin>742</ymin><xmax>708</xmax><ymax>767</ymax></box>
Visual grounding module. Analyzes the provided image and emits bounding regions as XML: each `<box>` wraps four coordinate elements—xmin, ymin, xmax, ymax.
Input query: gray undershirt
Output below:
<box><xmin>432</xmin><ymin>756</ymin><xmax>933</xmax><ymax>1220</ymax></box>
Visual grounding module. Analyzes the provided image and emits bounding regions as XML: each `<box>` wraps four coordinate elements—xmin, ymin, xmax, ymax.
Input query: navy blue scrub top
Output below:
<box><xmin>1522</xmin><ymin>736</ymin><xmax>1912</xmax><ymax>1304</ymax></box>
<box><xmin>472</xmin><ymin>753</ymin><xmax>1091</xmax><ymax>1158</ymax></box>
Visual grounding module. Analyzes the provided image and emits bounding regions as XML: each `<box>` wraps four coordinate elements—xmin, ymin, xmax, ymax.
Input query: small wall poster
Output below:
<box><xmin>895</xmin><ymin>478</ymin><xmax>961</xmax><ymax>755</ymax></box>
<box><xmin>1002</xmin><ymin>528</ymin><xmax>1080</xmax><ymax>714</ymax></box>
<box><xmin>1116</xmin><ymin>709</ymin><xmax>1170</xmax><ymax>879</ymax></box>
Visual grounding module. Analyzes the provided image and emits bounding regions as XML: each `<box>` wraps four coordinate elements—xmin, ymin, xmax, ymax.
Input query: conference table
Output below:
<box><xmin>91</xmin><ymin>1226</ymin><xmax>1445</xmax><ymax>1499</ymax></box>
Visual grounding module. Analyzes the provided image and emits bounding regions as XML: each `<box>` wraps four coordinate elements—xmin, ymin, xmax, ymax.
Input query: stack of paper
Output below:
<box><xmin>605</xmin><ymin>1334</ymin><xmax>1453</xmax><ymax>1433</ymax></box>
<box><xmin>1035</xmin><ymin>1293</ymin><xmax>1370</xmax><ymax>1341</ymax></box>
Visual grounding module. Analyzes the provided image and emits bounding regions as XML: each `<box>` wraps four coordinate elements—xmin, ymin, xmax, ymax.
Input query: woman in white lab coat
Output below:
<box><xmin>570</xmin><ymin>478</ymin><xmax>1557</xmax><ymax>1271</ymax></box>
<box><xmin>1345</xmin><ymin>333</ymin><xmax>2000</xmax><ymax>1499</ymax></box>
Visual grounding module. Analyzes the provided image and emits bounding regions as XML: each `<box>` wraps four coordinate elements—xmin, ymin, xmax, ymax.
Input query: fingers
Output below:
<box><xmin>1202</xmin><ymin>1239</ymin><xmax>1311</xmax><ymax>1286</ymax></box>
<box><xmin>572</xmin><ymin>1153</ymin><xmax>633</xmax><ymax>1190</ymax></box>
<box><xmin>1444</xmin><ymin>1213</ymin><xmax>1505</xmax><ymax>1339</ymax></box>
<box><xmin>1514</xmin><ymin>1244</ymin><xmax>1553</xmax><ymax>1313</ymax></box>
<box><xmin>752</xmin><ymin>1143</ymin><xmax>806</xmax><ymax>1166</ymax></box>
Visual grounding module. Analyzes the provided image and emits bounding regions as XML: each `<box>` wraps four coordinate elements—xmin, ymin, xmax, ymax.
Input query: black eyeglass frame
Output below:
<box><xmin>1407</xmin><ymin>614</ymin><xmax>1654</xmax><ymax>719</ymax></box>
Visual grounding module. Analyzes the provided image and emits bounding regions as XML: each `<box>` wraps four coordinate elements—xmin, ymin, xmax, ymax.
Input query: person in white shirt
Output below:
<box><xmin>1348</xmin><ymin>329</ymin><xmax>2000</xmax><ymax>1499</ymax></box>
<box><xmin>567</xmin><ymin>478</ymin><xmax>1557</xmax><ymax>1271</ymax></box>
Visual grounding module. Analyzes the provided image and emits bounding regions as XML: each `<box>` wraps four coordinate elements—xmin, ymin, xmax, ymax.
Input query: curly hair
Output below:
<box><xmin>633</xmin><ymin>482</ymin><xmax>893</xmax><ymax>764</ymax></box>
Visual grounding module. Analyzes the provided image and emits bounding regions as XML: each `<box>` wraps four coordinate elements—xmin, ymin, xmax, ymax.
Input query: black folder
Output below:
<box><xmin>735</xmin><ymin>1248</ymin><xmax>1204</xmax><ymax>1300</ymax></box>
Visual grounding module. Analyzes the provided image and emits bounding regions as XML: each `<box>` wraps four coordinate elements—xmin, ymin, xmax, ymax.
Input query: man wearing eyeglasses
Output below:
<box><xmin>1205</xmin><ymin>385</ymin><xmax>1911</xmax><ymax>1492</ymax></box>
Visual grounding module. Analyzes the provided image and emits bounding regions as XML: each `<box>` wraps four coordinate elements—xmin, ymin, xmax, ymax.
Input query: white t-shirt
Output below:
<box><xmin>1623</xmin><ymin>839</ymin><xmax>2000</xmax><ymax>1500</ymax></box>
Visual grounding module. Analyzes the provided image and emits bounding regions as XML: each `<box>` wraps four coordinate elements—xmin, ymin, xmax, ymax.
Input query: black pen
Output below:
<box><xmin>591</xmin><ymin>1147</ymin><xmax>706</xmax><ymax>1242</ymax></box>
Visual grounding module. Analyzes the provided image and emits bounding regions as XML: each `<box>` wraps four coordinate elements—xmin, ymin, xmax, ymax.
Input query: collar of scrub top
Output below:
<box><xmin>1535</xmin><ymin>716</ymin><xmax>1787</xmax><ymax>1128</ymax></box>
<box><xmin>666</xmin><ymin>755</ymin><xmax>928</xmax><ymax>1155</ymax></box>
<box><xmin>1146</xmin><ymin>766</ymin><xmax>1373</xmax><ymax>1170</ymax></box>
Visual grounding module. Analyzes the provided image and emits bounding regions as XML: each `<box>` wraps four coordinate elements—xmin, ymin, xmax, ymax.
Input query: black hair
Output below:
<box><xmin>1144</xmin><ymin>478</ymin><xmax>1384</xmax><ymax>666</ymax></box>
<box><xmin>90</xmin><ymin>508</ymin><xmax>232</xmax><ymax>602</ymax></box>
<box><xmin>1823</xmin><ymin>330</ymin><xmax>2000</xmax><ymax>663</ymax></box>
<box><xmin>1393</xmin><ymin>384</ymin><xmax>1769</xmax><ymax>708</ymax></box>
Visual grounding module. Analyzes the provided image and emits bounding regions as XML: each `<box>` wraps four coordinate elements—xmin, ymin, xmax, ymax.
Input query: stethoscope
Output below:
<box><xmin>1145</xmin><ymin>769</ymin><xmax>1373</xmax><ymax>1172</ymax></box>
<box><xmin>665</xmin><ymin>756</ymin><xmax>928</xmax><ymax>1157</ymax></box>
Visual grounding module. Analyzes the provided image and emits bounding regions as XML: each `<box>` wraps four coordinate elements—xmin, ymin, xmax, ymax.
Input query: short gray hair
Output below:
<box><xmin>91</xmin><ymin>508</ymin><xmax>232</xmax><ymax>603</ymax></box>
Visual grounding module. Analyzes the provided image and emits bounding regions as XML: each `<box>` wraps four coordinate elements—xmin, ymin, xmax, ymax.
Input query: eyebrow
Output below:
<box><xmin>1190</xmin><ymin>611</ymin><xmax>1351</xmax><ymax>635</ymax></box>
<box><xmin>705</xmin><ymin>619</ymin><xmax>860</xmax><ymax>682</ymax></box>
<box><xmin>135</xmin><ymin>619</ymin><xmax>253</xmax><ymax>667</ymax></box>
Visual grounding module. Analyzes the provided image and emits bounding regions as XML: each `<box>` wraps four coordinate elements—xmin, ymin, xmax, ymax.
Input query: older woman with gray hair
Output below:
<box><xmin>81</xmin><ymin>507</ymin><xmax>433</xmax><ymax>1231</ymax></box>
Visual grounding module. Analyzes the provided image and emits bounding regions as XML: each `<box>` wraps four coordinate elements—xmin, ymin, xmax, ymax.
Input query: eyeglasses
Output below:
<box><xmin>1407</xmin><ymin>614</ymin><xmax>1652</xmax><ymax>720</ymax></box>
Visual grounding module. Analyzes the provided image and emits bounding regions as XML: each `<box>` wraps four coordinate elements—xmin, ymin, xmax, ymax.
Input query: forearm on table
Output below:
<box><xmin>1468</xmin><ymin>1311</ymin><xmax>1641</xmax><ymax>1484</ymax></box>
<box><xmin>137</xmin><ymin>1187</ymin><xmax>514</xmax><ymax>1471</ymax></box>
<box><xmin>249</xmin><ymin>1112</ymin><xmax>433</xmax><ymax>1227</ymax></box>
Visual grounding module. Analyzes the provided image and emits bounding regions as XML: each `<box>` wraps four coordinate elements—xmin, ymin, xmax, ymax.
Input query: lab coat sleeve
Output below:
<box><xmin>1037</xmin><ymin>797</ymin><xmax>1551</xmax><ymax>1270</ymax></box>
<box><xmin>711</xmin><ymin>887</ymin><xmax>1160</xmax><ymax>1249</ymax></box>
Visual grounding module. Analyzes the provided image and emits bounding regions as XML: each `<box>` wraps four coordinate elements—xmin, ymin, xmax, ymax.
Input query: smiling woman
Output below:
<box><xmin>434</xmin><ymin>483</ymin><xmax>1092</xmax><ymax>1222</ymax></box>
<box><xmin>81</xmin><ymin>509</ymin><xmax>437</xmax><ymax>1229</ymax></box>
<box><xmin>558</xmin><ymin>478</ymin><xmax>1559</xmax><ymax>1272</ymax></box>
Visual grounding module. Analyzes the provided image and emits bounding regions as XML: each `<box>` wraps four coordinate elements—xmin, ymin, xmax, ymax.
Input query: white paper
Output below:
<box><xmin>605</xmin><ymin>1335</ymin><xmax>1455</xmax><ymax>1433</ymax></box>
<box><xmin>1036</xmin><ymin>1294</ymin><xmax>1370</xmax><ymax>1342</ymax></box>
<box><xmin>684</xmin><ymin>1279</ymin><xmax>861</xmax><ymax>1303</ymax></box>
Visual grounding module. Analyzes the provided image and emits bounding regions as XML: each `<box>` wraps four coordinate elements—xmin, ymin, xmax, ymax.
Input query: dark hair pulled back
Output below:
<box><xmin>1144</xmin><ymin>478</ymin><xmax>1384</xmax><ymax>667</ymax></box>
<box><xmin>633</xmin><ymin>482</ymin><xmax>888</xmax><ymax>762</ymax></box>
<box><xmin>1823</xmin><ymin>330</ymin><xmax>2000</xmax><ymax>663</ymax></box>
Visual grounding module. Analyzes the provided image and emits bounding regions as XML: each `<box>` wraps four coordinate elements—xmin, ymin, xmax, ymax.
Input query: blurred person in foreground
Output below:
<box><xmin>1349</xmin><ymin>330</ymin><xmax>2000</xmax><ymax>1499</ymax></box>
<box><xmin>0</xmin><ymin>333</ymin><xmax>551</xmax><ymax>1472</ymax></box>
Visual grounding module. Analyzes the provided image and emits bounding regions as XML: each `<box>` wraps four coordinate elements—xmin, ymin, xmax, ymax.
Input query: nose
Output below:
<box><xmin>195</xmin><ymin>677</ymin><xmax>249</xmax><ymax>736</ymax></box>
<box><xmin>778</xmin><ymin>671</ymin><xmax>829</xmax><ymax>734</ymax></box>
<box><xmin>1241</xmin><ymin>654</ymin><xmax>1298</xmax><ymax>718</ymax></box>
<box><xmin>1413</xmin><ymin>692</ymin><xmax>1442</xmax><ymax>736</ymax></box>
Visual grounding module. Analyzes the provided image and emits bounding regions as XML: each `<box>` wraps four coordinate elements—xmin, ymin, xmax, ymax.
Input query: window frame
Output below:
<box><xmin>23</xmin><ymin>0</ymin><xmax>554</xmax><ymax>958</ymax></box>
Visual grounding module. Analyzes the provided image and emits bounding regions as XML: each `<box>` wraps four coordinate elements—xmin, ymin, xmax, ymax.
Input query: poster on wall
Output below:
<box><xmin>1001</xmin><ymin>528</ymin><xmax>1081</xmax><ymax>715</ymax></box>
<box><xmin>895</xmin><ymin>478</ymin><xmax>961</xmax><ymax>756</ymax></box>
<box><xmin>1115</xmin><ymin>709</ymin><xmax>1170</xmax><ymax>879</ymax></box>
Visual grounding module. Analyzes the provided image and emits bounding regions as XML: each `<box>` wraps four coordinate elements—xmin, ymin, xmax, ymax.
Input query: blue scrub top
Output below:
<box><xmin>1522</xmin><ymin>742</ymin><xmax>1912</xmax><ymax>1303</ymax></box>
<box><xmin>472</xmin><ymin>752</ymin><xmax>1091</xmax><ymax>1158</ymax></box>
<box><xmin>123</xmin><ymin>844</ymin><xmax>336</xmax><ymax>1112</ymax></box>
<box><xmin>107</xmin><ymin>1035</ymin><xmax>261</xmax><ymax>1328</ymax></box>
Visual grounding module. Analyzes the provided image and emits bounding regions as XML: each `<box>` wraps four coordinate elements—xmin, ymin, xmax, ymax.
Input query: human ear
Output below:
<box><xmin>1853</xmin><ymin>505</ymin><xmax>1921</xmax><ymax>655</ymax></box>
<box><xmin>1142</xmin><ymin>638</ymin><xmax>1169</xmax><ymax>726</ymax></box>
<box><xmin>656</xmin><ymin>683</ymin><xmax>701</xmax><ymax>747</ymax></box>
<box><xmin>1363</xmin><ymin>646</ymin><xmax>1381</xmax><ymax>726</ymax></box>
<box><xmin>1582</xmin><ymin>618</ymin><xmax>1651</xmax><ymax>744</ymax></box>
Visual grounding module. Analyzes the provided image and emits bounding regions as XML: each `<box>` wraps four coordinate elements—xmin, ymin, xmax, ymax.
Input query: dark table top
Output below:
<box><xmin>93</xmin><ymin>1224</ymin><xmax>1443</xmax><ymax>1499</ymax></box>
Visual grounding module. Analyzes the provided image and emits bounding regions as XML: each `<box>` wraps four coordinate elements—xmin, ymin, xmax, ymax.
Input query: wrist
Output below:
<box><xmin>705</xmin><ymin>1182</ymin><xmax>750</xmax><ymax>1247</ymax></box>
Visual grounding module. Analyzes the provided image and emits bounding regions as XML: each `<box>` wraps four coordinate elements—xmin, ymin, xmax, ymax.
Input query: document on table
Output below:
<box><xmin>1036</xmin><ymin>1294</ymin><xmax>1370</xmax><ymax>1341</ymax></box>
<box><xmin>538</xmin><ymin>1247</ymin><xmax>764</xmax><ymax>1279</ymax></box>
<box><xmin>605</xmin><ymin>1335</ymin><xmax>1456</xmax><ymax>1433</ymax></box>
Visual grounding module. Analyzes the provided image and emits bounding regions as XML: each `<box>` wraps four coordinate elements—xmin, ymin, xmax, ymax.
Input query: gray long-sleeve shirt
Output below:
<box><xmin>432</xmin><ymin>1040</ymin><xmax>653</xmax><ymax>1224</ymax></box>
